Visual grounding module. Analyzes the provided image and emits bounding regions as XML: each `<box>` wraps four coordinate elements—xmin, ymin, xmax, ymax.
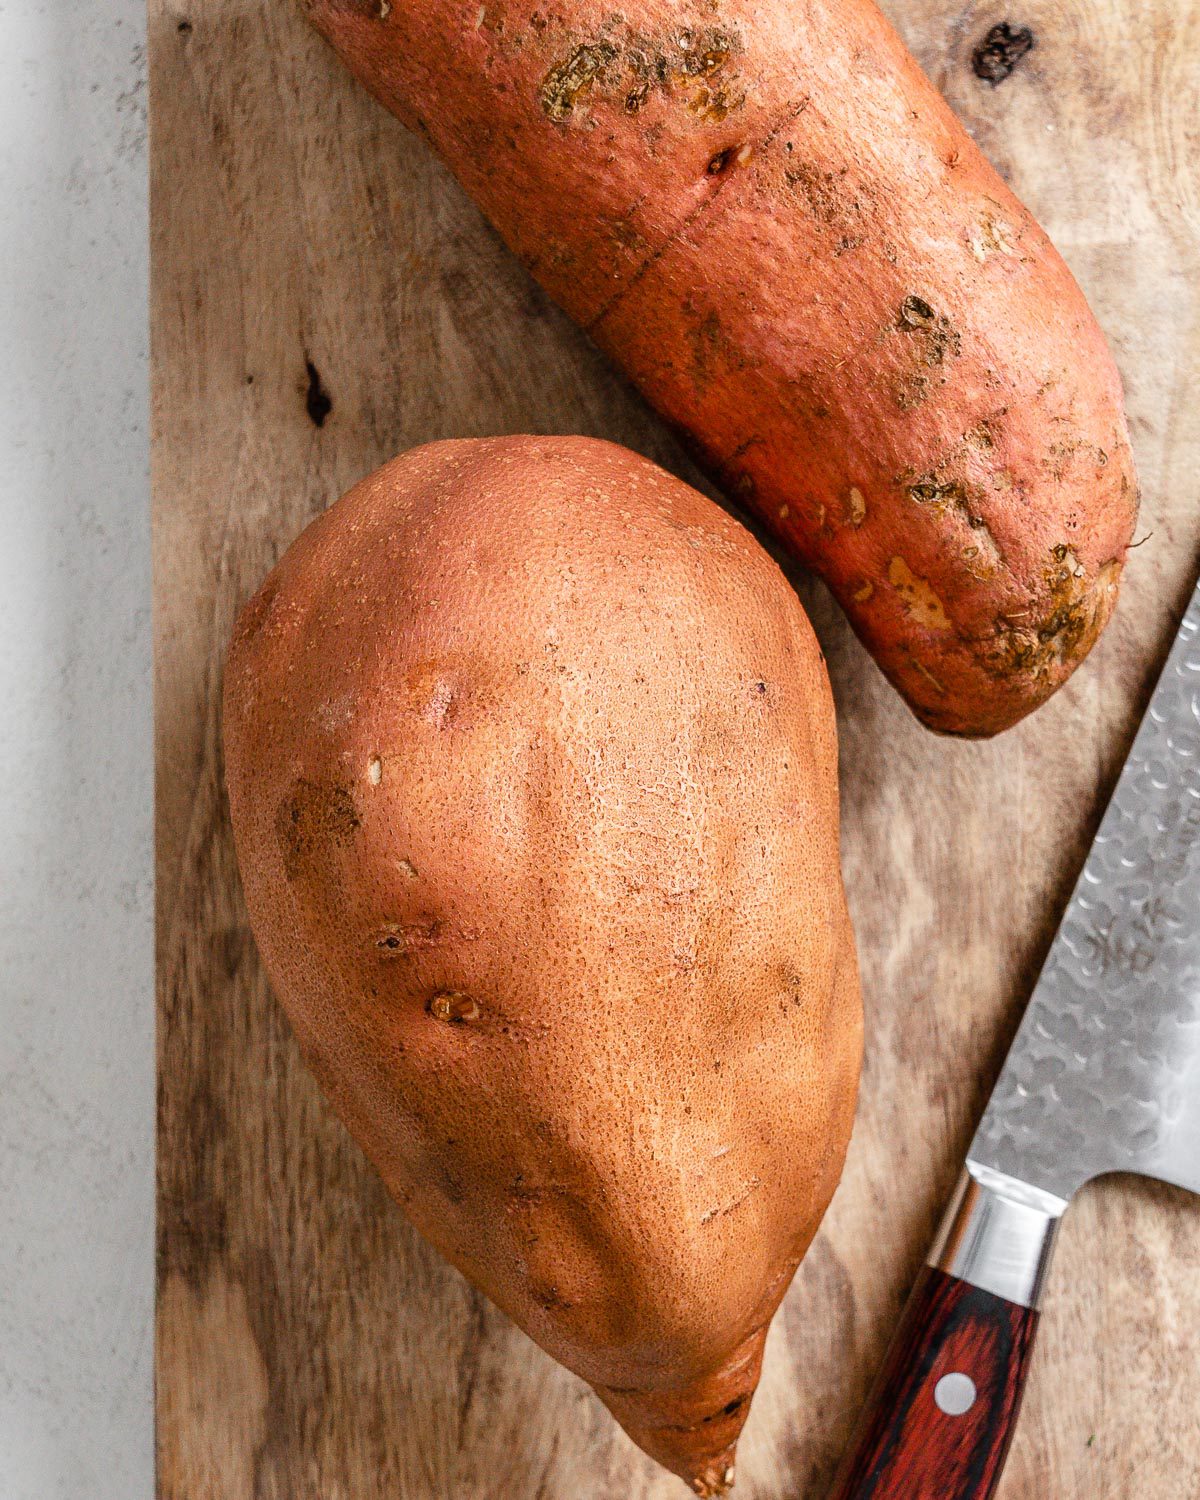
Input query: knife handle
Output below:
<box><xmin>827</xmin><ymin>1265</ymin><xmax>1038</xmax><ymax>1499</ymax></box>
<box><xmin>829</xmin><ymin>1167</ymin><xmax>1064</xmax><ymax>1500</ymax></box>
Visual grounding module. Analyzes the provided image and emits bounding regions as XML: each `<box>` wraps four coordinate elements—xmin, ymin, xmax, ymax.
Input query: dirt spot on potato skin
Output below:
<box><xmin>898</xmin><ymin>424</ymin><xmax>1007</xmax><ymax>580</ymax></box>
<box><xmin>964</xmin><ymin>422</ymin><xmax>996</xmax><ymax>452</ymax></box>
<box><xmin>376</xmin><ymin>918</ymin><xmax>448</xmax><ymax>956</ymax></box>
<box><xmin>888</xmin><ymin>298</ymin><xmax>960</xmax><ymax>409</ymax></box>
<box><xmin>959</xmin><ymin>539</ymin><xmax>1000</xmax><ymax>582</ymax></box>
<box><xmin>275</xmin><ymin>779</ymin><xmax>360</xmax><ymax>879</ymax></box>
<box><xmin>903</xmin><ymin>474</ymin><xmax>1000</xmax><ymax>571</ymax></box>
<box><xmin>706</xmin><ymin>145</ymin><xmax>739</xmax><ymax>175</ymax></box>
<box><xmin>985</xmin><ymin>551</ymin><xmax>1122</xmax><ymax>682</ymax></box>
<box><xmin>687</xmin><ymin>308</ymin><xmax>748</xmax><ymax>389</ymax></box>
<box><xmin>896</xmin><ymin>296</ymin><xmax>961</xmax><ymax>367</ymax></box>
<box><xmin>784</xmin><ymin>159</ymin><xmax>872</xmax><ymax>232</ymax></box>
<box><xmin>540</xmin><ymin>25</ymin><xmax>744</xmax><ymax>124</ymax></box>
<box><xmin>529</xmin><ymin>1281</ymin><xmax>575</xmax><ymax>1312</ymax></box>
<box><xmin>908</xmin><ymin>474</ymin><xmax>970</xmax><ymax>510</ymax></box>
<box><xmin>893</xmin><ymin>373</ymin><xmax>930</xmax><ymax>411</ymax></box>
<box><xmin>540</xmin><ymin>41</ymin><xmax>618</xmax><ymax>120</ymax></box>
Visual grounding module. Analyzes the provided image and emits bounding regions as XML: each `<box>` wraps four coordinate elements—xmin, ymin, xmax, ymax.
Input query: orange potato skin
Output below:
<box><xmin>303</xmin><ymin>0</ymin><xmax>1138</xmax><ymax>735</ymax></box>
<box><xmin>223</xmin><ymin>437</ymin><xmax>863</xmax><ymax>1493</ymax></box>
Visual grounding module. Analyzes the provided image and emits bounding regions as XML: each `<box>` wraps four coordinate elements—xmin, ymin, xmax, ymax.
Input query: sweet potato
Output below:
<box><xmin>302</xmin><ymin>0</ymin><xmax>1138</xmax><ymax>736</ymax></box>
<box><xmin>223</xmin><ymin>436</ymin><xmax>862</xmax><ymax>1494</ymax></box>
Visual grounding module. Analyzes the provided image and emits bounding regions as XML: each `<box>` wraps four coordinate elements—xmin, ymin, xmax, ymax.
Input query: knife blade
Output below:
<box><xmin>829</xmin><ymin>577</ymin><xmax>1200</xmax><ymax>1500</ymax></box>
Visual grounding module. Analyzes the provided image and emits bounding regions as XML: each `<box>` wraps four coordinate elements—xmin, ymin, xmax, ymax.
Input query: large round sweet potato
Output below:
<box><xmin>223</xmin><ymin>436</ymin><xmax>862</xmax><ymax>1494</ymax></box>
<box><xmin>302</xmin><ymin>0</ymin><xmax>1138</xmax><ymax>736</ymax></box>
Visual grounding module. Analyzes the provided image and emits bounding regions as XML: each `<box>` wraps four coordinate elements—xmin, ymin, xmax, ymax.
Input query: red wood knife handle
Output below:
<box><xmin>828</xmin><ymin>1265</ymin><xmax>1039</xmax><ymax>1500</ymax></box>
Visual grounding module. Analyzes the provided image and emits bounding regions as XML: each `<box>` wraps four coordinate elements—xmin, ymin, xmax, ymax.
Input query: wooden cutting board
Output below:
<box><xmin>152</xmin><ymin>2</ymin><xmax>1200</xmax><ymax>1495</ymax></box>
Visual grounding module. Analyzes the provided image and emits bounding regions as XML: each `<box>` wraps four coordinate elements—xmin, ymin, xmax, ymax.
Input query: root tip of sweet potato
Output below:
<box><xmin>689</xmin><ymin>1451</ymin><xmax>738</xmax><ymax>1495</ymax></box>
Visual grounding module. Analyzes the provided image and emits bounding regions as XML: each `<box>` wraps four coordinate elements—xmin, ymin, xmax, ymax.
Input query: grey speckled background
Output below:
<box><xmin>0</xmin><ymin>4</ymin><xmax>152</xmax><ymax>1497</ymax></box>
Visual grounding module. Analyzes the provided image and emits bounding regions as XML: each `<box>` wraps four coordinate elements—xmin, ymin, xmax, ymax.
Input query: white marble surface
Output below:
<box><xmin>0</xmin><ymin>3</ymin><xmax>152</xmax><ymax>1497</ymax></box>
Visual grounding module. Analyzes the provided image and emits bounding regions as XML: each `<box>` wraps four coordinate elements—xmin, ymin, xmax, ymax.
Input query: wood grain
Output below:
<box><xmin>152</xmin><ymin>2</ymin><xmax>1200</xmax><ymax>1495</ymax></box>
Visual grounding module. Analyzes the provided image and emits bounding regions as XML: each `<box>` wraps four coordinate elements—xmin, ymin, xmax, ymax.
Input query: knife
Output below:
<box><xmin>830</xmin><ymin>578</ymin><xmax>1200</xmax><ymax>1500</ymax></box>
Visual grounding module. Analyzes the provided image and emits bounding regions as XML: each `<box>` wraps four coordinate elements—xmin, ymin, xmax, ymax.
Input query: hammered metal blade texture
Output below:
<box><xmin>971</xmin><ymin>583</ymin><xmax>1200</xmax><ymax>1203</ymax></box>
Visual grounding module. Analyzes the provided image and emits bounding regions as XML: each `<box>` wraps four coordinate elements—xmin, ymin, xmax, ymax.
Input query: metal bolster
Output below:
<box><xmin>929</xmin><ymin>1161</ymin><xmax>1069</xmax><ymax>1309</ymax></box>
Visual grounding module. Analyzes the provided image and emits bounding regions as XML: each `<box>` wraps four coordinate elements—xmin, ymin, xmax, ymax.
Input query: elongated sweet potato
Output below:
<box><xmin>303</xmin><ymin>0</ymin><xmax>1138</xmax><ymax>735</ymax></box>
<box><xmin>224</xmin><ymin>436</ymin><xmax>862</xmax><ymax>1494</ymax></box>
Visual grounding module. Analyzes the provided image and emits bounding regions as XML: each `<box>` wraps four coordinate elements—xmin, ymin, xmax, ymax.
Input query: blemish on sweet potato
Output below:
<box><xmin>898</xmin><ymin>294</ymin><xmax>936</xmax><ymax>329</ymax></box>
<box><xmin>673</xmin><ymin>28</ymin><xmax>737</xmax><ymax>80</ymax></box>
<box><xmin>785</xmin><ymin>162</ymin><xmax>865</xmax><ymax>229</ymax></box>
<box><xmin>693</xmin><ymin>44</ymin><xmax>732</xmax><ymax>78</ymax></box>
<box><xmin>376</xmin><ymin>918</ymin><xmax>444</xmax><ymax>955</ymax></box>
<box><xmin>545</xmin><ymin>25</ymin><xmax>743</xmax><ymax>123</ymax></box>
<box><xmin>686</xmin><ymin>82</ymin><xmax>741</xmax><ymax>122</ymax></box>
<box><xmin>541</xmin><ymin>42</ymin><xmax>618</xmax><ymax>121</ymax></box>
<box><xmin>888</xmin><ymin>557</ymin><xmax>952</xmax><ymax>632</ymax></box>
<box><xmin>893</xmin><ymin>373</ymin><xmax>930</xmax><ymax>411</ymax></box>
<box><xmin>964</xmin><ymin>422</ymin><xmax>996</xmax><ymax>451</ymax></box>
<box><xmin>896</xmin><ymin>297</ymin><xmax>961</xmax><ymax>366</ymax></box>
<box><xmin>907</xmin><ymin>475</ymin><xmax>968</xmax><ymax>509</ymax></box>
<box><xmin>971</xmin><ymin>214</ymin><xmax>1017</xmax><ymax>262</ymax></box>
<box><xmin>403</xmin><ymin>662</ymin><xmax>462</xmax><ymax>726</ymax></box>
<box><xmin>960</xmin><ymin>543</ymin><xmax>997</xmax><ymax>582</ymax></box>
<box><xmin>626</xmin><ymin>77</ymin><xmax>652</xmax><ymax>113</ymax></box>
<box><xmin>908</xmin><ymin>655</ymin><xmax>947</xmax><ymax>695</ymax></box>
<box><xmin>429</xmin><ymin>991</ymin><xmax>481</xmax><ymax>1023</ymax></box>
<box><xmin>903</xmin><ymin>472</ymin><xmax>1003</xmax><ymax>576</ymax></box>
<box><xmin>1046</xmin><ymin>435</ymin><xmax>1091</xmax><ymax>481</ymax></box>
<box><xmin>530</xmin><ymin>1280</ymin><xmax>576</xmax><ymax>1311</ymax></box>
<box><xmin>607</xmin><ymin>215</ymin><xmax>650</xmax><ymax>257</ymax></box>
<box><xmin>985</xmin><ymin>552</ymin><xmax>1122</xmax><ymax>681</ymax></box>
<box><xmin>275</xmin><ymin>779</ymin><xmax>360</xmax><ymax>879</ymax></box>
<box><xmin>688</xmin><ymin>310</ymin><xmax>740</xmax><ymax>387</ymax></box>
<box><xmin>699</xmin><ymin>1176</ymin><xmax>761</xmax><ymax>1225</ymax></box>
